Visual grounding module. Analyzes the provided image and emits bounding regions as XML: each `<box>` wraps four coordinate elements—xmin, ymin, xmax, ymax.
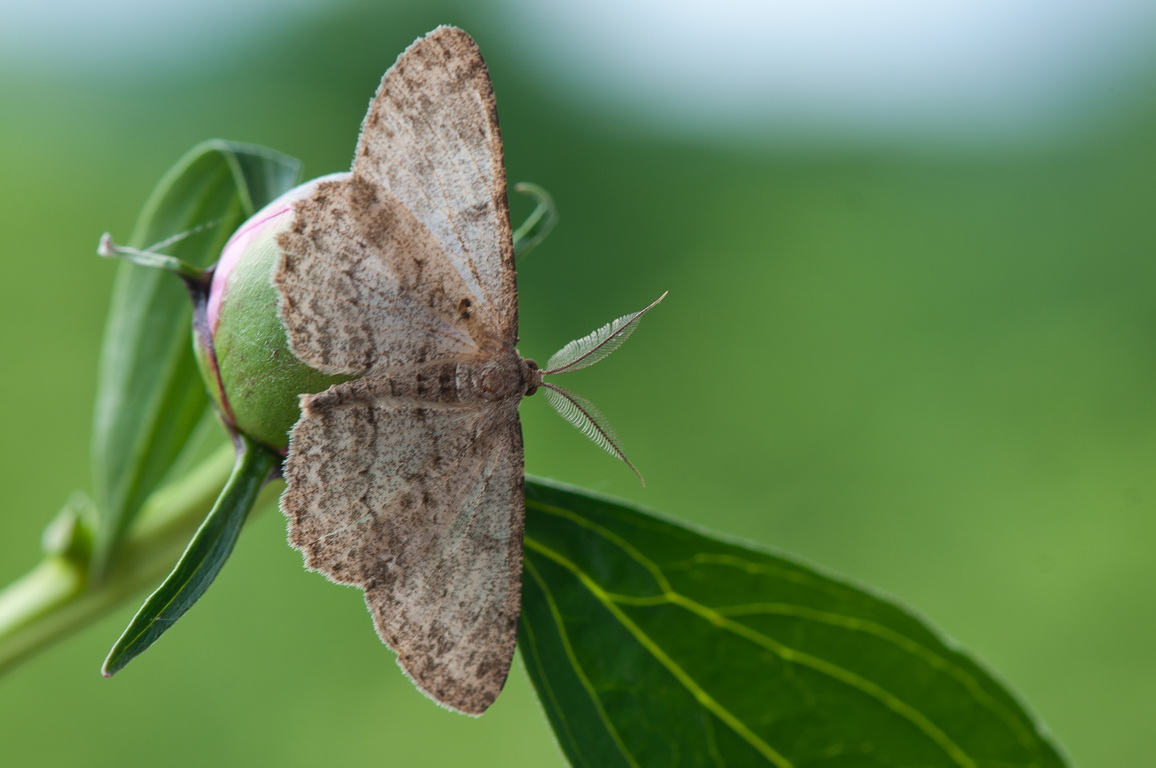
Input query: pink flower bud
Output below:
<box><xmin>196</xmin><ymin>174</ymin><xmax>352</xmax><ymax>452</ymax></box>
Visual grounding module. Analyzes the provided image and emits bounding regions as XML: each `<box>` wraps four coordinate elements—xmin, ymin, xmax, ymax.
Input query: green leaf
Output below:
<box><xmin>519</xmin><ymin>479</ymin><xmax>1068</xmax><ymax>768</ymax></box>
<box><xmin>102</xmin><ymin>435</ymin><xmax>279</xmax><ymax>677</ymax></box>
<box><xmin>90</xmin><ymin>141</ymin><xmax>300</xmax><ymax>578</ymax></box>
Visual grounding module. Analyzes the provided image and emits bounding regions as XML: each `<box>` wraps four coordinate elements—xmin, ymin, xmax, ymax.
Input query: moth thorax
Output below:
<box><xmin>466</xmin><ymin>357</ymin><xmax>533</xmax><ymax>403</ymax></box>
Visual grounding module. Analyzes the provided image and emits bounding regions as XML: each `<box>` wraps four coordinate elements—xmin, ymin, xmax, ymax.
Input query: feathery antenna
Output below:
<box><xmin>544</xmin><ymin>292</ymin><xmax>666</xmax><ymax>375</ymax></box>
<box><xmin>540</xmin><ymin>292</ymin><xmax>666</xmax><ymax>484</ymax></box>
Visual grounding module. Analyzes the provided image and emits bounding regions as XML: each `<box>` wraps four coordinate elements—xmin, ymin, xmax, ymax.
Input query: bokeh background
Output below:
<box><xmin>3</xmin><ymin>0</ymin><xmax>1155</xmax><ymax>764</ymax></box>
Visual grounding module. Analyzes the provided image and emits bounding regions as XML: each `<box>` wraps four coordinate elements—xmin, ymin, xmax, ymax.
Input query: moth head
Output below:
<box><xmin>523</xmin><ymin>358</ymin><xmax>541</xmax><ymax>396</ymax></box>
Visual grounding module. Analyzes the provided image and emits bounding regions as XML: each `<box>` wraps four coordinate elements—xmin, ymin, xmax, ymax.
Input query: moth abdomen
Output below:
<box><xmin>359</xmin><ymin>356</ymin><xmax>530</xmax><ymax>405</ymax></box>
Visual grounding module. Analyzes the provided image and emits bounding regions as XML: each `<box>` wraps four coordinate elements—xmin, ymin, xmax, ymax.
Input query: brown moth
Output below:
<box><xmin>273</xmin><ymin>26</ymin><xmax>663</xmax><ymax>715</ymax></box>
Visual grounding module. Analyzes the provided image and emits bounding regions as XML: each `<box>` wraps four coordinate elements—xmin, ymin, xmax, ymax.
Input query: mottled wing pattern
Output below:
<box><xmin>353</xmin><ymin>26</ymin><xmax>516</xmax><ymax>344</ymax></box>
<box><xmin>282</xmin><ymin>378</ymin><xmax>525</xmax><ymax>714</ymax></box>
<box><xmin>275</xmin><ymin>179</ymin><xmax>498</xmax><ymax>375</ymax></box>
<box><xmin>274</xmin><ymin>26</ymin><xmax>526</xmax><ymax>715</ymax></box>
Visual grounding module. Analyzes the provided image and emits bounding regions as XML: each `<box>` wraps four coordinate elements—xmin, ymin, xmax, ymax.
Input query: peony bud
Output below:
<box><xmin>196</xmin><ymin>174</ymin><xmax>352</xmax><ymax>452</ymax></box>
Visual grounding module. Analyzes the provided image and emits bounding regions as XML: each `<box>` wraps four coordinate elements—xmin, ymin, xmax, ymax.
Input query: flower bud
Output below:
<box><xmin>196</xmin><ymin>174</ymin><xmax>352</xmax><ymax>452</ymax></box>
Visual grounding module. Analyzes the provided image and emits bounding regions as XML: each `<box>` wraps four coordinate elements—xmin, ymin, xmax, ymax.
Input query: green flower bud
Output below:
<box><xmin>196</xmin><ymin>174</ymin><xmax>352</xmax><ymax>452</ymax></box>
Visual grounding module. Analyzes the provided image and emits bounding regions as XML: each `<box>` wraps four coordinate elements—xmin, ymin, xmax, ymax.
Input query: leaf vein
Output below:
<box><xmin>524</xmin><ymin>535</ymin><xmax>795</xmax><ymax>768</ymax></box>
<box><xmin>522</xmin><ymin>553</ymin><xmax>641</xmax><ymax>768</ymax></box>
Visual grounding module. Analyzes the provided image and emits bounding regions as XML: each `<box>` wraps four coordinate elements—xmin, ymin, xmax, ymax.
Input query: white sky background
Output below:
<box><xmin>3</xmin><ymin>0</ymin><xmax>1156</xmax><ymax>146</ymax></box>
<box><xmin>494</xmin><ymin>0</ymin><xmax>1156</xmax><ymax>145</ymax></box>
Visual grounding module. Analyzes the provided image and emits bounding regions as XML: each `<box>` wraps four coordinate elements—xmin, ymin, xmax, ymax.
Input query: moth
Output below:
<box><xmin>273</xmin><ymin>26</ymin><xmax>663</xmax><ymax>715</ymax></box>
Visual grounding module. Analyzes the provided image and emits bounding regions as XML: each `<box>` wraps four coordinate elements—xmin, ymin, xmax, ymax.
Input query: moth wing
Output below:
<box><xmin>352</xmin><ymin>26</ymin><xmax>516</xmax><ymax>344</ymax></box>
<box><xmin>280</xmin><ymin>377</ymin><xmax>524</xmax><ymax>715</ymax></box>
<box><xmin>276</xmin><ymin>176</ymin><xmax>502</xmax><ymax>376</ymax></box>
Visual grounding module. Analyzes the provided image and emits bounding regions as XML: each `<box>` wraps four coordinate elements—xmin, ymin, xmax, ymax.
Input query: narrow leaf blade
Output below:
<box><xmin>91</xmin><ymin>141</ymin><xmax>300</xmax><ymax>577</ymax></box>
<box><xmin>102</xmin><ymin>436</ymin><xmax>279</xmax><ymax>676</ymax></box>
<box><xmin>519</xmin><ymin>479</ymin><xmax>1068</xmax><ymax>768</ymax></box>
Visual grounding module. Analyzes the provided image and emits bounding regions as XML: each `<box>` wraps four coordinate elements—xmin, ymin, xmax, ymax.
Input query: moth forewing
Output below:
<box><xmin>544</xmin><ymin>292</ymin><xmax>667</xmax><ymax>374</ymax></box>
<box><xmin>542</xmin><ymin>382</ymin><xmax>644</xmax><ymax>485</ymax></box>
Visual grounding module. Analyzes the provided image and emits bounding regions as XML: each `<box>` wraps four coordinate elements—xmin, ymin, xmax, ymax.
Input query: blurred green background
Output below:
<box><xmin>2</xmin><ymin>0</ymin><xmax>1155</xmax><ymax>764</ymax></box>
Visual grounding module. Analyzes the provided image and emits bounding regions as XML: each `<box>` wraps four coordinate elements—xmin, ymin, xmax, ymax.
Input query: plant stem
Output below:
<box><xmin>0</xmin><ymin>444</ymin><xmax>278</xmax><ymax>675</ymax></box>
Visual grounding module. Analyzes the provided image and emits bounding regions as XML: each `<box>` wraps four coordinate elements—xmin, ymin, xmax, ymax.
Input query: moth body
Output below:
<box><xmin>301</xmin><ymin>353</ymin><xmax>537</xmax><ymax>416</ymax></box>
<box><xmin>384</xmin><ymin>354</ymin><xmax>538</xmax><ymax>404</ymax></box>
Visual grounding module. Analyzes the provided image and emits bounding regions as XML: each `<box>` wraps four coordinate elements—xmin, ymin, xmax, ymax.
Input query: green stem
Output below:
<box><xmin>0</xmin><ymin>444</ymin><xmax>277</xmax><ymax>676</ymax></box>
